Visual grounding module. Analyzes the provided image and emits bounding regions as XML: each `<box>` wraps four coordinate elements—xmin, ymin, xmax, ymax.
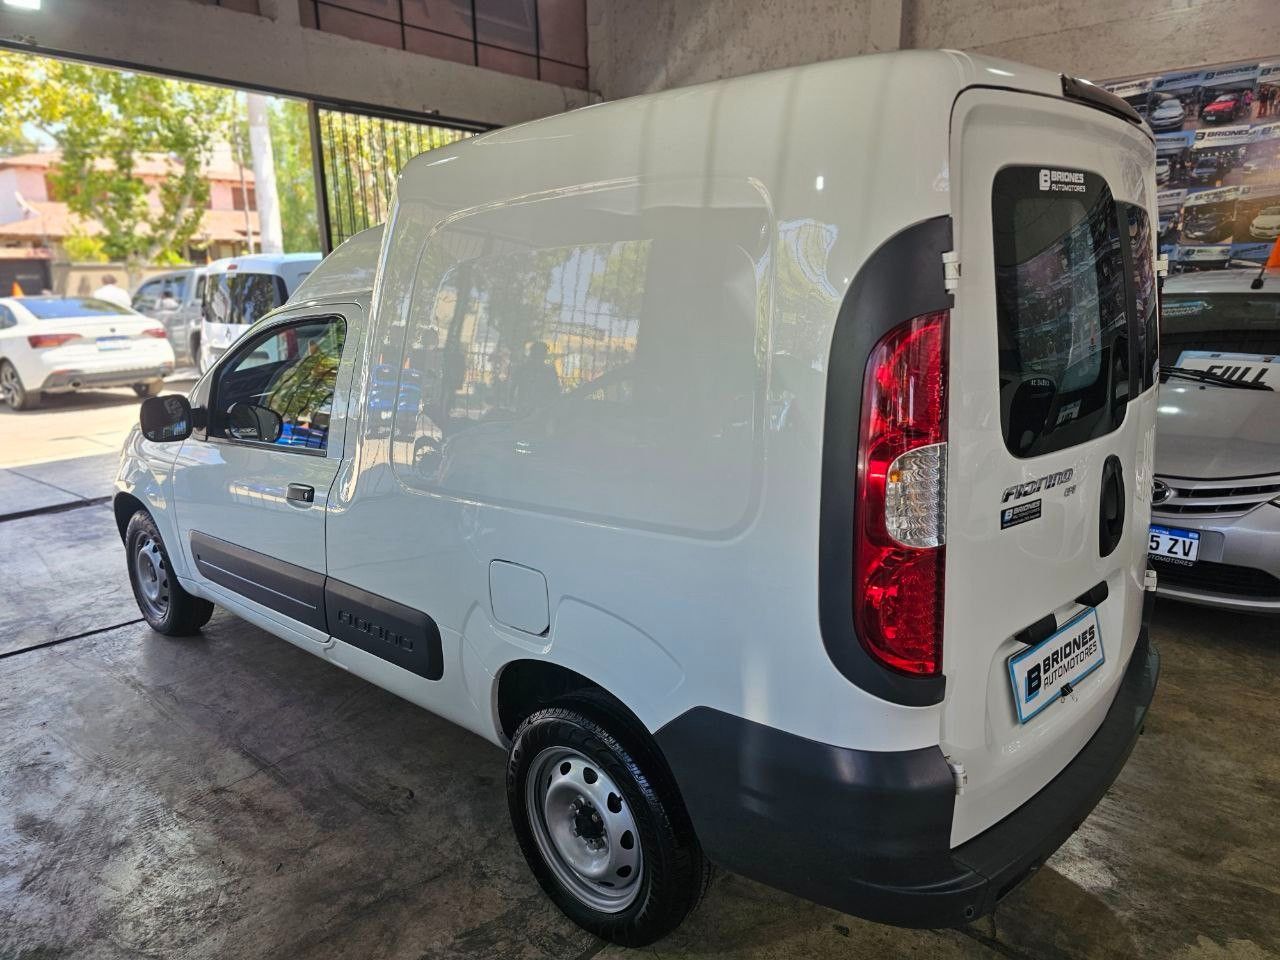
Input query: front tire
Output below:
<box><xmin>0</xmin><ymin>359</ymin><xmax>40</xmax><ymax>410</ymax></box>
<box><xmin>507</xmin><ymin>694</ymin><xmax>710</xmax><ymax>947</ymax></box>
<box><xmin>125</xmin><ymin>510</ymin><xmax>214</xmax><ymax>635</ymax></box>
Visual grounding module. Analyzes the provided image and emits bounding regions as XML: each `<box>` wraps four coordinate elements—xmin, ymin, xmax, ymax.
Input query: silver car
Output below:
<box><xmin>132</xmin><ymin>267</ymin><xmax>207</xmax><ymax>366</ymax></box>
<box><xmin>1152</xmin><ymin>269</ymin><xmax>1280</xmax><ymax>613</ymax></box>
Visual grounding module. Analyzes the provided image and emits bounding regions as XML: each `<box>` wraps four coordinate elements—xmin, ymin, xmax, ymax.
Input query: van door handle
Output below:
<box><xmin>286</xmin><ymin>483</ymin><xmax>315</xmax><ymax>504</ymax></box>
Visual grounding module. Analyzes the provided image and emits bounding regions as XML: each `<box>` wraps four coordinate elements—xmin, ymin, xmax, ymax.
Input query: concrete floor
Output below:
<box><xmin>1</xmin><ymin>481</ymin><xmax>1279</xmax><ymax>958</ymax></box>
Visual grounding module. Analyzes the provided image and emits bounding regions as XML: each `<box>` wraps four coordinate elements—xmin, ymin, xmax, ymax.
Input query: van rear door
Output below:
<box><xmin>944</xmin><ymin>88</ymin><xmax>1158</xmax><ymax>846</ymax></box>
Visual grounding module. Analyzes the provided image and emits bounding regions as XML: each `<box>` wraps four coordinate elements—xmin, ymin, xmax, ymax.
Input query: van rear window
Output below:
<box><xmin>204</xmin><ymin>273</ymin><xmax>288</xmax><ymax>327</ymax></box>
<box><xmin>992</xmin><ymin>166</ymin><xmax>1131</xmax><ymax>457</ymax></box>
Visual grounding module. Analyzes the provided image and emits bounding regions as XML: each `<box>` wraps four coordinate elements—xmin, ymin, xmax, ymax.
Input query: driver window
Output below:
<box><xmin>211</xmin><ymin>316</ymin><xmax>346</xmax><ymax>451</ymax></box>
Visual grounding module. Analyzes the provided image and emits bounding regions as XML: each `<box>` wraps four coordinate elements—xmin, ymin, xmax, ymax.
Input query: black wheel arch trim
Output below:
<box><xmin>819</xmin><ymin>214</ymin><xmax>953</xmax><ymax>706</ymax></box>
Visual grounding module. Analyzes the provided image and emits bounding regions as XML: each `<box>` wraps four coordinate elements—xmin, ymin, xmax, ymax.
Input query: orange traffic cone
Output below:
<box><xmin>10</xmin><ymin>281</ymin><xmax>23</xmax><ymax>296</ymax></box>
<box><xmin>1250</xmin><ymin>237</ymin><xmax>1280</xmax><ymax>289</ymax></box>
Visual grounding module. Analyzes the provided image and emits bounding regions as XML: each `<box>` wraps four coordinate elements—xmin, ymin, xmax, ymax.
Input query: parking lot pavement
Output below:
<box><xmin>0</xmin><ymin>372</ymin><xmax>196</xmax><ymax>470</ymax></box>
<box><xmin>0</xmin><ymin>501</ymin><xmax>134</xmax><ymax>655</ymax></box>
<box><xmin>1</xmin><ymin>502</ymin><xmax>1278</xmax><ymax>959</ymax></box>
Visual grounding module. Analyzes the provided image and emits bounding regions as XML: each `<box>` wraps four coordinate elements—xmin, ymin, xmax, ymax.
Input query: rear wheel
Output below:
<box><xmin>125</xmin><ymin>510</ymin><xmax>214</xmax><ymax>635</ymax></box>
<box><xmin>507</xmin><ymin>693</ymin><xmax>710</xmax><ymax>946</ymax></box>
<box><xmin>0</xmin><ymin>360</ymin><xmax>40</xmax><ymax>411</ymax></box>
<box><xmin>132</xmin><ymin>380</ymin><xmax>164</xmax><ymax>398</ymax></box>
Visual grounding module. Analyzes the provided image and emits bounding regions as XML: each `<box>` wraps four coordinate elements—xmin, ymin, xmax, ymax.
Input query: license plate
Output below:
<box><xmin>1008</xmin><ymin>608</ymin><xmax>1105</xmax><ymax>724</ymax></box>
<box><xmin>97</xmin><ymin>336</ymin><xmax>130</xmax><ymax>351</ymax></box>
<box><xmin>1149</xmin><ymin>524</ymin><xmax>1199</xmax><ymax>564</ymax></box>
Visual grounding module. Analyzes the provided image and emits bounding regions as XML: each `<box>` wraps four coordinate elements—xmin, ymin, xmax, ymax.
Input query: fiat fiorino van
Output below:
<box><xmin>116</xmin><ymin>51</ymin><xmax>1160</xmax><ymax>946</ymax></box>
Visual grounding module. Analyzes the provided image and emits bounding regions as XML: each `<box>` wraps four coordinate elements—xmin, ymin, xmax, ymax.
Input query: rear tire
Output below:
<box><xmin>0</xmin><ymin>360</ymin><xmax>40</xmax><ymax>410</ymax></box>
<box><xmin>125</xmin><ymin>510</ymin><xmax>214</xmax><ymax>635</ymax></box>
<box><xmin>507</xmin><ymin>692</ymin><xmax>710</xmax><ymax>947</ymax></box>
<box><xmin>132</xmin><ymin>380</ymin><xmax>164</xmax><ymax>398</ymax></box>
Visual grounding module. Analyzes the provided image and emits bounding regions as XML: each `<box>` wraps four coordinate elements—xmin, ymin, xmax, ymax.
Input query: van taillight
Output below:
<box><xmin>854</xmin><ymin>310</ymin><xmax>948</xmax><ymax>676</ymax></box>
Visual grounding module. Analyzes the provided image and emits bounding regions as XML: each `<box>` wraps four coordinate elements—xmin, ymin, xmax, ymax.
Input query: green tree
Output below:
<box><xmin>267</xmin><ymin>99</ymin><xmax>319</xmax><ymax>253</ymax></box>
<box><xmin>0</xmin><ymin>51</ymin><xmax>236</xmax><ymax>283</ymax></box>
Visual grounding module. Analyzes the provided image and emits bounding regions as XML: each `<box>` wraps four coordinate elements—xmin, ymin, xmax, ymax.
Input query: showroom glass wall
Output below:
<box><xmin>296</xmin><ymin>0</ymin><xmax>589</xmax><ymax>90</ymax></box>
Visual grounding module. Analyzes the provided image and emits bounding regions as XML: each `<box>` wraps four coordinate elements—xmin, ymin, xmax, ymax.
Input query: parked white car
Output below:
<box><xmin>1249</xmin><ymin>205</ymin><xmax>1280</xmax><ymax>240</ymax></box>
<box><xmin>115</xmin><ymin>52</ymin><xmax>1160</xmax><ymax>946</ymax></box>
<box><xmin>1155</xmin><ymin>157</ymin><xmax>1171</xmax><ymax>183</ymax></box>
<box><xmin>0</xmin><ymin>296</ymin><xmax>174</xmax><ymax>410</ymax></box>
<box><xmin>197</xmin><ymin>253</ymin><xmax>320</xmax><ymax>373</ymax></box>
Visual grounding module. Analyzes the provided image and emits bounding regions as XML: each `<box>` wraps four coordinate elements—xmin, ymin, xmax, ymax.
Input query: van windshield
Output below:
<box><xmin>204</xmin><ymin>272</ymin><xmax>288</xmax><ymax>326</ymax></box>
<box><xmin>991</xmin><ymin>166</ymin><xmax>1132</xmax><ymax>457</ymax></box>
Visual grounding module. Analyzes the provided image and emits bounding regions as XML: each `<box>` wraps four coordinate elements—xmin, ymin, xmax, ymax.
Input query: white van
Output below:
<box><xmin>117</xmin><ymin>52</ymin><xmax>1160</xmax><ymax>946</ymax></box>
<box><xmin>197</xmin><ymin>252</ymin><xmax>321</xmax><ymax>373</ymax></box>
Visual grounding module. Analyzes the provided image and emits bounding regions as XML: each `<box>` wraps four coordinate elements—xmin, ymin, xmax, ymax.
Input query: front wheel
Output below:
<box><xmin>507</xmin><ymin>694</ymin><xmax>710</xmax><ymax>946</ymax></box>
<box><xmin>125</xmin><ymin>510</ymin><xmax>214</xmax><ymax>635</ymax></box>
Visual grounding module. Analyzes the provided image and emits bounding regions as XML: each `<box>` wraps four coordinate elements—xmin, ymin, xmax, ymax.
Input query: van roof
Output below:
<box><xmin>298</xmin><ymin>51</ymin><xmax>1150</xmax><ymax>305</ymax></box>
<box><xmin>205</xmin><ymin>252</ymin><xmax>323</xmax><ymax>275</ymax></box>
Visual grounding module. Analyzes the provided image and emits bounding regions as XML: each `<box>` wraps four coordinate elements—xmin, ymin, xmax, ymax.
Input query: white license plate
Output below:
<box><xmin>1008</xmin><ymin>608</ymin><xmax>1105</xmax><ymax>724</ymax></box>
<box><xmin>1149</xmin><ymin>524</ymin><xmax>1200</xmax><ymax>564</ymax></box>
<box><xmin>97</xmin><ymin>336</ymin><xmax>130</xmax><ymax>351</ymax></box>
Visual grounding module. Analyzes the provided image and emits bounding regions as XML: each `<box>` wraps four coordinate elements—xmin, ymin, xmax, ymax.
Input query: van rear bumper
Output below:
<box><xmin>654</xmin><ymin>630</ymin><xmax>1159</xmax><ymax>927</ymax></box>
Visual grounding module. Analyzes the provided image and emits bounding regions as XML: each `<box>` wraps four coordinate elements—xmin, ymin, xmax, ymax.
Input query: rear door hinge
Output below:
<box><xmin>1156</xmin><ymin>254</ymin><xmax>1169</xmax><ymax>278</ymax></box>
<box><xmin>942</xmin><ymin>250</ymin><xmax>961</xmax><ymax>295</ymax></box>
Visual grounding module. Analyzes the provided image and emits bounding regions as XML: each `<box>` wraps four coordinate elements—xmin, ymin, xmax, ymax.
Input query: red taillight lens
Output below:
<box><xmin>27</xmin><ymin>333</ymin><xmax>78</xmax><ymax>349</ymax></box>
<box><xmin>142</xmin><ymin>327</ymin><xmax>168</xmax><ymax>338</ymax></box>
<box><xmin>854</xmin><ymin>310</ymin><xmax>948</xmax><ymax>676</ymax></box>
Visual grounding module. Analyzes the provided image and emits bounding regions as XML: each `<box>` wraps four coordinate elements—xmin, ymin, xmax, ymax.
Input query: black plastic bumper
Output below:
<box><xmin>655</xmin><ymin>631</ymin><xmax>1159</xmax><ymax>927</ymax></box>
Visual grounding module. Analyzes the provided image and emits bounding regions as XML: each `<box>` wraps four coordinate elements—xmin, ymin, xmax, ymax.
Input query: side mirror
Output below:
<box><xmin>140</xmin><ymin>394</ymin><xmax>193</xmax><ymax>442</ymax></box>
<box><xmin>226</xmin><ymin>401</ymin><xmax>282</xmax><ymax>443</ymax></box>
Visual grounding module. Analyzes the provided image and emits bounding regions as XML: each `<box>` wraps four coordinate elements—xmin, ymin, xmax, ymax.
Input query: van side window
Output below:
<box><xmin>992</xmin><ymin>166</ymin><xmax>1130</xmax><ymax>458</ymax></box>
<box><xmin>207</xmin><ymin>272</ymin><xmax>288</xmax><ymax>327</ymax></box>
<box><xmin>1121</xmin><ymin>203</ymin><xmax>1159</xmax><ymax>392</ymax></box>
<box><xmin>386</xmin><ymin>187</ymin><xmax>767</xmax><ymax>533</ymax></box>
<box><xmin>210</xmin><ymin>317</ymin><xmax>346</xmax><ymax>451</ymax></box>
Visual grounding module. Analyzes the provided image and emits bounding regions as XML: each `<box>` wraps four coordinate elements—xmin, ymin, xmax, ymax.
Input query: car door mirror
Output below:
<box><xmin>139</xmin><ymin>394</ymin><xmax>194</xmax><ymax>442</ymax></box>
<box><xmin>226</xmin><ymin>401</ymin><xmax>283</xmax><ymax>443</ymax></box>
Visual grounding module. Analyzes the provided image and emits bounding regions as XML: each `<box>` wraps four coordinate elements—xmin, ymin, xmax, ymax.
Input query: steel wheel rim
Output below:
<box><xmin>525</xmin><ymin>746</ymin><xmax>643</xmax><ymax>913</ymax></box>
<box><xmin>134</xmin><ymin>535</ymin><xmax>170</xmax><ymax>621</ymax></box>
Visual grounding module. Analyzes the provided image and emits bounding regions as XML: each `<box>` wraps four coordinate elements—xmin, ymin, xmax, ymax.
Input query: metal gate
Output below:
<box><xmin>309</xmin><ymin>104</ymin><xmax>483</xmax><ymax>252</ymax></box>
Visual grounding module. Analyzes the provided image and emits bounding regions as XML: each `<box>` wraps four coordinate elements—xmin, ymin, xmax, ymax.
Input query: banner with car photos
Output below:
<box><xmin>1107</xmin><ymin>58</ymin><xmax>1280</xmax><ymax>272</ymax></box>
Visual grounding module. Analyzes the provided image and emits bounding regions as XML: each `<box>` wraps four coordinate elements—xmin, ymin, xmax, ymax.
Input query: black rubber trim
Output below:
<box><xmin>325</xmin><ymin>578</ymin><xmax>444</xmax><ymax>681</ymax></box>
<box><xmin>189</xmin><ymin>530</ymin><xmax>327</xmax><ymax>631</ymax></box>
<box><xmin>818</xmin><ymin>215</ymin><xmax>953</xmax><ymax>707</ymax></box>
<box><xmin>1076</xmin><ymin>580</ymin><xmax>1109</xmax><ymax>609</ymax></box>
<box><xmin>1061</xmin><ymin>74</ymin><xmax>1145</xmax><ymax>127</ymax></box>
<box><xmin>656</xmin><ymin>629</ymin><xmax>1158</xmax><ymax>928</ymax></box>
<box><xmin>1012</xmin><ymin>612</ymin><xmax>1057</xmax><ymax>649</ymax></box>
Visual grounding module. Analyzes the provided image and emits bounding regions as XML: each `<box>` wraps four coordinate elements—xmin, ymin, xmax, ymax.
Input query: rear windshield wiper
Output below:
<box><xmin>1160</xmin><ymin>365</ymin><xmax>1274</xmax><ymax>391</ymax></box>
